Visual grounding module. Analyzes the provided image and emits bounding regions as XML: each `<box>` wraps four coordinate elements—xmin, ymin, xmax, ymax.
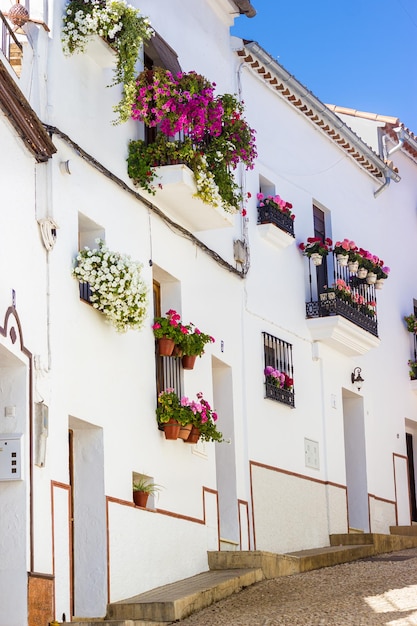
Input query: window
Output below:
<box><xmin>313</xmin><ymin>205</ymin><xmax>328</xmax><ymax>294</ymax></box>
<box><xmin>77</xmin><ymin>214</ymin><xmax>104</xmax><ymax>304</ymax></box>
<box><xmin>153</xmin><ymin>280</ymin><xmax>183</xmax><ymax>398</ymax></box>
<box><xmin>263</xmin><ymin>332</ymin><xmax>295</xmax><ymax>407</ymax></box>
<box><xmin>143</xmin><ymin>32</ymin><xmax>181</xmax><ymax>146</ymax></box>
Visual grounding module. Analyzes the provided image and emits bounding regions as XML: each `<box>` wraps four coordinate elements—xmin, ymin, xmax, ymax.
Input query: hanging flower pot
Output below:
<box><xmin>172</xmin><ymin>344</ymin><xmax>183</xmax><ymax>357</ymax></box>
<box><xmin>184</xmin><ymin>426</ymin><xmax>201</xmax><ymax>444</ymax></box>
<box><xmin>336</xmin><ymin>254</ymin><xmax>349</xmax><ymax>267</ymax></box>
<box><xmin>163</xmin><ymin>418</ymin><xmax>181</xmax><ymax>440</ymax></box>
<box><xmin>158</xmin><ymin>337</ymin><xmax>175</xmax><ymax>356</ymax></box>
<box><xmin>310</xmin><ymin>253</ymin><xmax>323</xmax><ymax>266</ymax></box>
<box><xmin>348</xmin><ymin>261</ymin><xmax>359</xmax><ymax>273</ymax></box>
<box><xmin>357</xmin><ymin>267</ymin><xmax>368</xmax><ymax>279</ymax></box>
<box><xmin>366</xmin><ymin>272</ymin><xmax>377</xmax><ymax>284</ymax></box>
<box><xmin>182</xmin><ymin>355</ymin><xmax>197</xmax><ymax>370</ymax></box>
<box><xmin>375</xmin><ymin>279</ymin><xmax>385</xmax><ymax>290</ymax></box>
<box><xmin>178</xmin><ymin>423</ymin><xmax>193</xmax><ymax>441</ymax></box>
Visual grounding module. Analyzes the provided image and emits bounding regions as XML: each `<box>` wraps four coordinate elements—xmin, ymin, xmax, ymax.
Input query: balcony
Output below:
<box><xmin>305</xmin><ymin>253</ymin><xmax>381</xmax><ymax>356</ymax></box>
<box><xmin>257</xmin><ymin>202</ymin><xmax>295</xmax><ymax>250</ymax></box>
<box><xmin>137</xmin><ymin>164</ymin><xmax>235</xmax><ymax>232</ymax></box>
<box><xmin>0</xmin><ymin>11</ymin><xmax>23</xmax><ymax>77</ymax></box>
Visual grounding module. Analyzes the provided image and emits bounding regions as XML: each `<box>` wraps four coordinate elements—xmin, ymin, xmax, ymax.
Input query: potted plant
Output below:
<box><xmin>177</xmin><ymin>323</ymin><xmax>215</xmax><ymax>369</ymax></box>
<box><xmin>408</xmin><ymin>360</ymin><xmax>417</xmax><ymax>381</ymax></box>
<box><xmin>264</xmin><ymin>366</ymin><xmax>293</xmax><ymax>391</ymax></box>
<box><xmin>128</xmin><ymin>68</ymin><xmax>257</xmax><ymax>213</ymax></box>
<box><xmin>180</xmin><ymin>392</ymin><xmax>223</xmax><ymax>443</ymax></box>
<box><xmin>298</xmin><ymin>237</ymin><xmax>332</xmax><ymax>266</ymax></box>
<box><xmin>72</xmin><ymin>239</ymin><xmax>148</xmax><ymax>333</ymax></box>
<box><xmin>405</xmin><ymin>314</ymin><xmax>417</xmax><ymax>333</ymax></box>
<box><xmin>333</xmin><ymin>239</ymin><xmax>357</xmax><ymax>267</ymax></box>
<box><xmin>156</xmin><ymin>388</ymin><xmax>192</xmax><ymax>439</ymax></box>
<box><xmin>61</xmin><ymin>0</ymin><xmax>153</xmax><ymax>122</ymax></box>
<box><xmin>152</xmin><ymin>309</ymin><xmax>188</xmax><ymax>356</ymax></box>
<box><xmin>133</xmin><ymin>477</ymin><xmax>161</xmax><ymax>508</ymax></box>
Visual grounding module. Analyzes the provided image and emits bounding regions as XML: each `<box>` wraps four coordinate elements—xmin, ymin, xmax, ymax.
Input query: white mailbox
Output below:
<box><xmin>0</xmin><ymin>434</ymin><xmax>23</xmax><ymax>480</ymax></box>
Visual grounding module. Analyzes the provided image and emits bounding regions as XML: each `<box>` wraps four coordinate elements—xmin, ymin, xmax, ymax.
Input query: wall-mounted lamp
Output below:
<box><xmin>351</xmin><ymin>366</ymin><xmax>364</xmax><ymax>392</ymax></box>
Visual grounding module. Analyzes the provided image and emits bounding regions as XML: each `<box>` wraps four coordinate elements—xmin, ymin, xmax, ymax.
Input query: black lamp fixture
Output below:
<box><xmin>351</xmin><ymin>366</ymin><xmax>364</xmax><ymax>391</ymax></box>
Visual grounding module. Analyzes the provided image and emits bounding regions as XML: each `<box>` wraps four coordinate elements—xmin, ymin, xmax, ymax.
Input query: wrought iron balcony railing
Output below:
<box><xmin>257</xmin><ymin>204</ymin><xmax>295</xmax><ymax>237</ymax></box>
<box><xmin>305</xmin><ymin>253</ymin><xmax>378</xmax><ymax>337</ymax></box>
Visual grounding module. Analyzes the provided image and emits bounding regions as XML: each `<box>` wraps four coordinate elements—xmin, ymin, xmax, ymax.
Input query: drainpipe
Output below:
<box><xmin>384</xmin><ymin>126</ymin><xmax>406</xmax><ymax>158</ymax></box>
<box><xmin>373</xmin><ymin>175</ymin><xmax>391</xmax><ymax>198</ymax></box>
<box><xmin>375</xmin><ymin>127</ymin><xmax>406</xmax><ymax>198</ymax></box>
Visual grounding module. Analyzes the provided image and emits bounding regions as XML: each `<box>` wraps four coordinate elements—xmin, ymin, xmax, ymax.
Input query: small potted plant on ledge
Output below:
<box><xmin>152</xmin><ymin>309</ymin><xmax>188</xmax><ymax>356</ymax></box>
<box><xmin>177</xmin><ymin>323</ymin><xmax>215</xmax><ymax>370</ymax></box>
<box><xmin>298</xmin><ymin>237</ymin><xmax>332</xmax><ymax>266</ymax></box>
<box><xmin>133</xmin><ymin>477</ymin><xmax>161</xmax><ymax>508</ymax></box>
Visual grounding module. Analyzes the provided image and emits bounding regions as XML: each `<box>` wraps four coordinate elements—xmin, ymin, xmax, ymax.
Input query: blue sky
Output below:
<box><xmin>231</xmin><ymin>0</ymin><xmax>417</xmax><ymax>132</ymax></box>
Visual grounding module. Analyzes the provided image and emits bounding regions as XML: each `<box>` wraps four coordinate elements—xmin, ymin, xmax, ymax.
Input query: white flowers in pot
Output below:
<box><xmin>72</xmin><ymin>239</ymin><xmax>148</xmax><ymax>333</ymax></box>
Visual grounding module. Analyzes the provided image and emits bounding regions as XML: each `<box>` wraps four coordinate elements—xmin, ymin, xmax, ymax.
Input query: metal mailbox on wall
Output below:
<box><xmin>0</xmin><ymin>434</ymin><xmax>23</xmax><ymax>480</ymax></box>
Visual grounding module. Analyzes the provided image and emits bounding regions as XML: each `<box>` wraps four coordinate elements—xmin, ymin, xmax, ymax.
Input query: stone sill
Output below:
<box><xmin>306</xmin><ymin>315</ymin><xmax>380</xmax><ymax>356</ymax></box>
<box><xmin>141</xmin><ymin>164</ymin><xmax>235</xmax><ymax>232</ymax></box>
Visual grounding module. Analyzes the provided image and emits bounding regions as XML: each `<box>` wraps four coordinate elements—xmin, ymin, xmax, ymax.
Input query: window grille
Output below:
<box><xmin>263</xmin><ymin>332</ymin><xmax>295</xmax><ymax>408</ymax></box>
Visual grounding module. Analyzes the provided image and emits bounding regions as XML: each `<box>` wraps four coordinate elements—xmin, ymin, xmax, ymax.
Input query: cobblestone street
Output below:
<box><xmin>178</xmin><ymin>548</ymin><xmax>417</xmax><ymax>626</ymax></box>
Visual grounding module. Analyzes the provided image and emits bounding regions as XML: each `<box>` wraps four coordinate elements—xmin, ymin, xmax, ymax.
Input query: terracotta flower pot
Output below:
<box><xmin>133</xmin><ymin>491</ymin><xmax>149</xmax><ymax>508</ymax></box>
<box><xmin>163</xmin><ymin>418</ymin><xmax>181</xmax><ymax>440</ymax></box>
<box><xmin>158</xmin><ymin>337</ymin><xmax>175</xmax><ymax>356</ymax></box>
<box><xmin>184</xmin><ymin>426</ymin><xmax>200</xmax><ymax>444</ymax></box>
<box><xmin>178</xmin><ymin>423</ymin><xmax>193</xmax><ymax>441</ymax></box>
<box><xmin>182</xmin><ymin>355</ymin><xmax>197</xmax><ymax>370</ymax></box>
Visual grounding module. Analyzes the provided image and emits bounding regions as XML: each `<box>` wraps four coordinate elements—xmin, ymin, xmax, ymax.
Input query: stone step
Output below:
<box><xmin>58</xmin><ymin>533</ymin><xmax>417</xmax><ymax>625</ymax></box>
<box><xmin>390</xmin><ymin>525</ymin><xmax>417</xmax><ymax>536</ymax></box>
<box><xmin>106</xmin><ymin>568</ymin><xmax>263</xmax><ymax>622</ymax></box>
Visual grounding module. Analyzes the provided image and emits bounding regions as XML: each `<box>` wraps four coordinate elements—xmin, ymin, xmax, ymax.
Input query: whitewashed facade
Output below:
<box><xmin>0</xmin><ymin>1</ymin><xmax>417</xmax><ymax>624</ymax></box>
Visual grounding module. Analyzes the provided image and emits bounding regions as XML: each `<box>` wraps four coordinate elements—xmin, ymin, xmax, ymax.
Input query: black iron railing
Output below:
<box><xmin>305</xmin><ymin>253</ymin><xmax>378</xmax><ymax>337</ymax></box>
<box><xmin>79</xmin><ymin>282</ymin><xmax>93</xmax><ymax>303</ymax></box>
<box><xmin>257</xmin><ymin>204</ymin><xmax>295</xmax><ymax>237</ymax></box>
<box><xmin>263</xmin><ymin>332</ymin><xmax>295</xmax><ymax>408</ymax></box>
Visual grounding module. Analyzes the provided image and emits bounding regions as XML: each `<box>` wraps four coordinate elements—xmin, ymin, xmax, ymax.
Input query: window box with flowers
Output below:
<box><xmin>72</xmin><ymin>240</ymin><xmax>148</xmax><ymax>332</ymax></box>
<box><xmin>61</xmin><ymin>0</ymin><xmax>153</xmax><ymax>123</ymax></box>
<box><xmin>257</xmin><ymin>193</ymin><xmax>295</xmax><ymax>247</ymax></box>
<box><xmin>127</xmin><ymin>68</ymin><xmax>257</xmax><ymax>231</ymax></box>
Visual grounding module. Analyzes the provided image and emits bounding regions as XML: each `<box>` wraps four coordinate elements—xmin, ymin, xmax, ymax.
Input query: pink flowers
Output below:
<box><xmin>257</xmin><ymin>193</ymin><xmax>295</xmax><ymax>220</ymax></box>
<box><xmin>264</xmin><ymin>366</ymin><xmax>293</xmax><ymax>391</ymax></box>
<box><xmin>299</xmin><ymin>237</ymin><xmax>332</xmax><ymax>257</ymax></box>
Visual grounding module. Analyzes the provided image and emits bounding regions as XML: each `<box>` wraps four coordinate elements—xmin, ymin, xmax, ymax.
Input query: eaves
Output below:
<box><xmin>0</xmin><ymin>59</ymin><xmax>56</xmax><ymax>162</ymax></box>
<box><xmin>236</xmin><ymin>40</ymin><xmax>400</xmax><ymax>184</ymax></box>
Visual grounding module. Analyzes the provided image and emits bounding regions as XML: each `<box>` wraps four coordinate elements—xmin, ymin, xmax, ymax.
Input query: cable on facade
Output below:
<box><xmin>44</xmin><ymin>124</ymin><xmax>245</xmax><ymax>279</ymax></box>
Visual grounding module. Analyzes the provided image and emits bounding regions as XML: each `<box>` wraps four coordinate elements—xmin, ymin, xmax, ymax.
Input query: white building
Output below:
<box><xmin>0</xmin><ymin>1</ymin><xmax>417</xmax><ymax>624</ymax></box>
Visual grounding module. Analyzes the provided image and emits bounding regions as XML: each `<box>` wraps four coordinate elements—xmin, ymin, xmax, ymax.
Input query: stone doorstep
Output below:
<box><xmin>106</xmin><ymin>568</ymin><xmax>263</xmax><ymax>622</ymax></box>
